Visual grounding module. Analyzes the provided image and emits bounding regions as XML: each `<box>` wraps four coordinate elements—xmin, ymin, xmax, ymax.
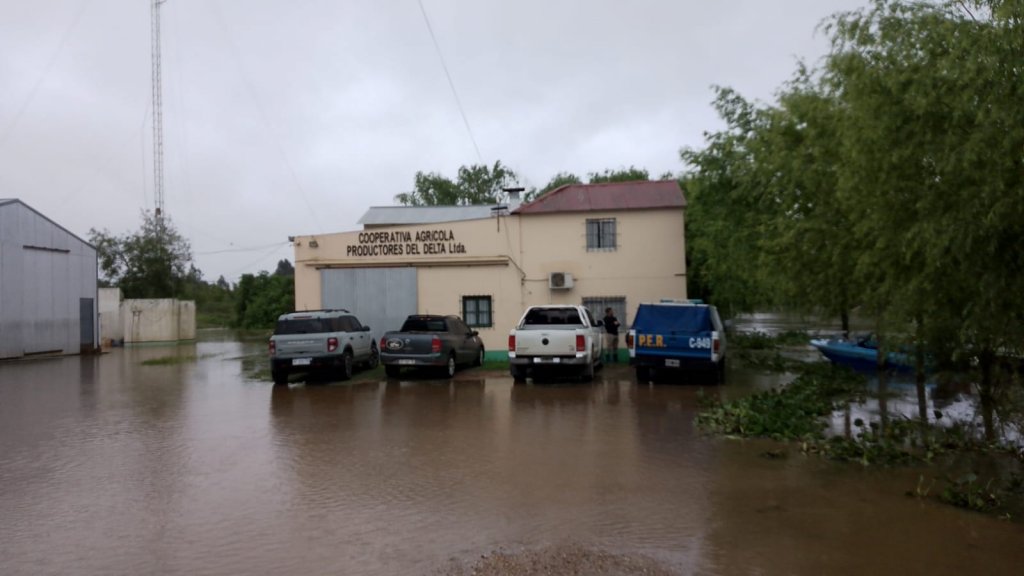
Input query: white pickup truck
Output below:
<box><xmin>507</xmin><ymin>305</ymin><xmax>604</xmax><ymax>382</ymax></box>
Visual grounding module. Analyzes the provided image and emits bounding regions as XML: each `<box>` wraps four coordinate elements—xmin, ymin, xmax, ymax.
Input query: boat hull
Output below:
<box><xmin>810</xmin><ymin>339</ymin><xmax>913</xmax><ymax>373</ymax></box>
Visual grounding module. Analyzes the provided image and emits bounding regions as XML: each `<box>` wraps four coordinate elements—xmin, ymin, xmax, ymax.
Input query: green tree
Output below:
<box><xmin>587</xmin><ymin>166</ymin><xmax>650</xmax><ymax>184</ymax></box>
<box><xmin>680</xmin><ymin>88</ymin><xmax>779</xmax><ymax>316</ymax></box>
<box><xmin>395</xmin><ymin>161</ymin><xmax>519</xmax><ymax>206</ymax></box>
<box><xmin>274</xmin><ymin>259</ymin><xmax>294</xmax><ymax>277</ymax></box>
<box><xmin>823</xmin><ymin>0</ymin><xmax>1024</xmax><ymax>389</ymax></box>
<box><xmin>235</xmin><ymin>272</ymin><xmax>294</xmax><ymax>329</ymax></box>
<box><xmin>523</xmin><ymin>172</ymin><xmax>582</xmax><ymax>203</ymax></box>
<box><xmin>755</xmin><ymin>73</ymin><xmax>860</xmax><ymax>334</ymax></box>
<box><xmin>89</xmin><ymin>211</ymin><xmax>195</xmax><ymax>299</ymax></box>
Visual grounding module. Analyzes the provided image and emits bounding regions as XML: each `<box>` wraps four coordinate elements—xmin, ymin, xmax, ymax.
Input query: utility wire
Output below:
<box><xmin>417</xmin><ymin>0</ymin><xmax>484</xmax><ymax>164</ymax></box>
<box><xmin>0</xmin><ymin>0</ymin><xmax>93</xmax><ymax>153</ymax></box>
<box><xmin>208</xmin><ymin>0</ymin><xmax>323</xmax><ymax>232</ymax></box>
<box><xmin>195</xmin><ymin>241</ymin><xmax>290</xmax><ymax>255</ymax></box>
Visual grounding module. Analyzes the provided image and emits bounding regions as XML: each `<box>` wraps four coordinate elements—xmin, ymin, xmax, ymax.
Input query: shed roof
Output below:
<box><xmin>0</xmin><ymin>198</ymin><xmax>95</xmax><ymax>249</ymax></box>
<box><xmin>513</xmin><ymin>180</ymin><xmax>685</xmax><ymax>215</ymax></box>
<box><xmin>358</xmin><ymin>205</ymin><xmax>500</xmax><ymax>227</ymax></box>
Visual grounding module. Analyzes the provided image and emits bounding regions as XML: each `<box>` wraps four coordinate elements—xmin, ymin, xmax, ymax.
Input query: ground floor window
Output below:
<box><xmin>462</xmin><ymin>296</ymin><xmax>492</xmax><ymax>328</ymax></box>
<box><xmin>582</xmin><ymin>297</ymin><xmax>627</xmax><ymax>329</ymax></box>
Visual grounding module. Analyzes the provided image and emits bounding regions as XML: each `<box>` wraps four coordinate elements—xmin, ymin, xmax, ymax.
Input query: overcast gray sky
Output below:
<box><xmin>0</xmin><ymin>0</ymin><xmax>867</xmax><ymax>283</ymax></box>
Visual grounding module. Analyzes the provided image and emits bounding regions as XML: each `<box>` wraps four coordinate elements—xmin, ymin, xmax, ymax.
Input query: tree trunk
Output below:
<box><xmin>979</xmin><ymin>347</ymin><xmax>997</xmax><ymax>442</ymax></box>
<box><xmin>914</xmin><ymin>314</ymin><xmax>927</xmax><ymax>423</ymax></box>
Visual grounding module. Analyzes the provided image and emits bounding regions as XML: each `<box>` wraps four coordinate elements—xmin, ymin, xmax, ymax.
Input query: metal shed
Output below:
<box><xmin>0</xmin><ymin>199</ymin><xmax>98</xmax><ymax>359</ymax></box>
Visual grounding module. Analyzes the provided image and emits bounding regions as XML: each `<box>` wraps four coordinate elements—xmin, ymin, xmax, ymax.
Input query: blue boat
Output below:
<box><xmin>810</xmin><ymin>335</ymin><xmax>914</xmax><ymax>373</ymax></box>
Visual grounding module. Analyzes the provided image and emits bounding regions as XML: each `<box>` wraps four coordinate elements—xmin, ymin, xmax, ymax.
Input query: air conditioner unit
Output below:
<box><xmin>548</xmin><ymin>272</ymin><xmax>574</xmax><ymax>290</ymax></box>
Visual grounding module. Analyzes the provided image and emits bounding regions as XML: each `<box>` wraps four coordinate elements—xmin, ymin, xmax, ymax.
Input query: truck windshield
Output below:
<box><xmin>521</xmin><ymin>308</ymin><xmax>583</xmax><ymax>326</ymax></box>
<box><xmin>400</xmin><ymin>318</ymin><xmax>447</xmax><ymax>332</ymax></box>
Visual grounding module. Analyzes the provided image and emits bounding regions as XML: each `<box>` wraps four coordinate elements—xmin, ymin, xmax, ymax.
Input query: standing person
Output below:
<box><xmin>603</xmin><ymin>307</ymin><xmax>620</xmax><ymax>363</ymax></box>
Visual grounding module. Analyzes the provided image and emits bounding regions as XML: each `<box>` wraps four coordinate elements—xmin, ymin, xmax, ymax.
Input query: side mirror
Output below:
<box><xmin>596</xmin><ymin>320</ymin><xmax>604</xmax><ymax>327</ymax></box>
<box><xmin>469</xmin><ymin>330</ymin><xmax>479</xmax><ymax>337</ymax></box>
<box><xmin>362</xmin><ymin>325</ymin><xmax>371</xmax><ymax>332</ymax></box>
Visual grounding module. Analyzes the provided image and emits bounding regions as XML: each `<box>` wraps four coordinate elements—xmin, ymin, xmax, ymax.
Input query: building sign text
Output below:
<box><xmin>346</xmin><ymin>229</ymin><xmax>467</xmax><ymax>257</ymax></box>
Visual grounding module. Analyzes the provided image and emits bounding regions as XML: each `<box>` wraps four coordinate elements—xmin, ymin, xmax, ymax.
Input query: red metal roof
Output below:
<box><xmin>513</xmin><ymin>180</ymin><xmax>685</xmax><ymax>214</ymax></box>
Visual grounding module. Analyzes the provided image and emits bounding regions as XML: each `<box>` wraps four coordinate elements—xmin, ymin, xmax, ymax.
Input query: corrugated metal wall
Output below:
<box><xmin>0</xmin><ymin>201</ymin><xmax>97</xmax><ymax>359</ymax></box>
<box><xmin>320</xmin><ymin>268</ymin><xmax>417</xmax><ymax>344</ymax></box>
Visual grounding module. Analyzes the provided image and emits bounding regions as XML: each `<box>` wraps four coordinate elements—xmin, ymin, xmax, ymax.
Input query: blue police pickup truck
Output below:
<box><xmin>626</xmin><ymin>301</ymin><xmax>727</xmax><ymax>382</ymax></box>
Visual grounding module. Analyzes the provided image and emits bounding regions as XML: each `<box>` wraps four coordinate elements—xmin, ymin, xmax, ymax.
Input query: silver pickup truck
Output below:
<box><xmin>380</xmin><ymin>315</ymin><xmax>486</xmax><ymax>378</ymax></box>
<box><xmin>507</xmin><ymin>305</ymin><xmax>604</xmax><ymax>382</ymax></box>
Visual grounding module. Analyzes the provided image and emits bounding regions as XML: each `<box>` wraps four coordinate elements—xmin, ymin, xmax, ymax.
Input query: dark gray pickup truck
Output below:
<box><xmin>380</xmin><ymin>315</ymin><xmax>486</xmax><ymax>378</ymax></box>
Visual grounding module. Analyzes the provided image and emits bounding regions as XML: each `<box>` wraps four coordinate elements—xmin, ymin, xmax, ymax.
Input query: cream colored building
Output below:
<box><xmin>291</xmin><ymin>180</ymin><xmax>686</xmax><ymax>359</ymax></box>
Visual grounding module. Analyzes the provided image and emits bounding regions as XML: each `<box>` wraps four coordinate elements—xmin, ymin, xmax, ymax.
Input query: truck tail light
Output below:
<box><xmin>576</xmin><ymin>335</ymin><xmax>586</xmax><ymax>352</ymax></box>
<box><xmin>269</xmin><ymin>340</ymin><xmax>276</xmax><ymax>356</ymax></box>
<box><xmin>380</xmin><ymin>337</ymin><xmax>387</xmax><ymax>350</ymax></box>
<box><xmin>625</xmin><ymin>333</ymin><xmax>634</xmax><ymax>349</ymax></box>
<box><xmin>431</xmin><ymin>337</ymin><xmax>442</xmax><ymax>353</ymax></box>
<box><xmin>508</xmin><ymin>334</ymin><xmax>516</xmax><ymax>352</ymax></box>
<box><xmin>328</xmin><ymin>337</ymin><xmax>339</xmax><ymax>352</ymax></box>
<box><xmin>713</xmin><ymin>337</ymin><xmax>720</xmax><ymax>354</ymax></box>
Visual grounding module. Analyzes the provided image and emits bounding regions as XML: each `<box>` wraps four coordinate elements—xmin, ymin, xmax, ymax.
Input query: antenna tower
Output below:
<box><xmin>150</xmin><ymin>0</ymin><xmax>167</xmax><ymax>220</ymax></box>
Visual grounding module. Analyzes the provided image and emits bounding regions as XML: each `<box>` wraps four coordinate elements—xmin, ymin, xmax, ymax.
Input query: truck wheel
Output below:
<box><xmin>442</xmin><ymin>354</ymin><xmax>456</xmax><ymax>378</ymax></box>
<box><xmin>385</xmin><ymin>365</ymin><xmax>401</xmax><ymax>378</ymax></box>
<box><xmin>581</xmin><ymin>360</ymin><xmax>595</xmax><ymax>382</ymax></box>
<box><xmin>367</xmin><ymin>344</ymin><xmax>380</xmax><ymax>369</ymax></box>
<box><xmin>339</xmin><ymin>351</ymin><xmax>354</xmax><ymax>381</ymax></box>
<box><xmin>635</xmin><ymin>366</ymin><xmax>650</xmax><ymax>382</ymax></box>
<box><xmin>272</xmin><ymin>369</ymin><xmax>289</xmax><ymax>386</ymax></box>
<box><xmin>474</xmin><ymin>347</ymin><xmax>485</xmax><ymax>367</ymax></box>
<box><xmin>716</xmin><ymin>358</ymin><xmax>727</xmax><ymax>383</ymax></box>
<box><xmin>511</xmin><ymin>366</ymin><xmax>527</xmax><ymax>383</ymax></box>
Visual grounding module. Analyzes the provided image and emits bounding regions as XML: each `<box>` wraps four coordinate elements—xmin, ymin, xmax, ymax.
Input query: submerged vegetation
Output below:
<box><xmin>699</xmin><ymin>353</ymin><xmax>1024</xmax><ymax>519</ymax></box>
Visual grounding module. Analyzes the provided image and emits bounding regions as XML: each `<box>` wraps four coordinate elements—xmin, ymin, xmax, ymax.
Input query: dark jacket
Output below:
<box><xmin>603</xmin><ymin>315</ymin><xmax>620</xmax><ymax>336</ymax></box>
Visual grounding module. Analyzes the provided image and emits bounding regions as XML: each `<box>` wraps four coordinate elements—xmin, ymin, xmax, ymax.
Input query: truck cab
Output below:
<box><xmin>626</xmin><ymin>301</ymin><xmax>726</xmax><ymax>382</ymax></box>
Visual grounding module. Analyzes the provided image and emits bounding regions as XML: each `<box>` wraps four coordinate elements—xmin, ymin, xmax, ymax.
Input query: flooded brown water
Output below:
<box><xmin>1</xmin><ymin>331</ymin><xmax>1022</xmax><ymax>575</ymax></box>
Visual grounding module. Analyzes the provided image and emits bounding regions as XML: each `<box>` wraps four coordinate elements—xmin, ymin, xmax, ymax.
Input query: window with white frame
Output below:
<box><xmin>462</xmin><ymin>296</ymin><xmax>492</xmax><ymax>328</ymax></box>
<box><xmin>586</xmin><ymin>218</ymin><xmax>617</xmax><ymax>251</ymax></box>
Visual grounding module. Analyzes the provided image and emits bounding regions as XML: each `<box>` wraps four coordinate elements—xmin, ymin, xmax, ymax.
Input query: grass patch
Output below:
<box><xmin>481</xmin><ymin>359</ymin><xmax>510</xmax><ymax>371</ymax></box>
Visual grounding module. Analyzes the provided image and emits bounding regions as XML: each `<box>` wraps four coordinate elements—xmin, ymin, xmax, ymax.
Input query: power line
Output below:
<box><xmin>417</xmin><ymin>0</ymin><xmax>484</xmax><ymax>164</ymax></box>
<box><xmin>208</xmin><ymin>0</ymin><xmax>324</xmax><ymax>233</ymax></box>
<box><xmin>0</xmin><ymin>0</ymin><xmax>93</xmax><ymax>153</ymax></box>
<box><xmin>195</xmin><ymin>241</ymin><xmax>290</xmax><ymax>255</ymax></box>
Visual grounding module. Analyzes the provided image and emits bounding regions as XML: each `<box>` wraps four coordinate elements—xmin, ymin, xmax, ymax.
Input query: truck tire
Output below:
<box><xmin>442</xmin><ymin>353</ymin><xmax>457</xmax><ymax>378</ymax></box>
<box><xmin>716</xmin><ymin>358</ymin><xmax>727</xmax><ymax>383</ymax></box>
<box><xmin>581</xmin><ymin>359</ymin><xmax>595</xmax><ymax>382</ymax></box>
<box><xmin>474</xmin><ymin>347</ymin><xmax>485</xmax><ymax>367</ymax></box>
<box><xmin>385</xmin><ymin>365</ymin><xmax>401</xmax><ymax>378</ymax></box>
<box><xmin>511</xmin><ymin>366</ymin><xmax>527</xmax><ymax>383</ymax></box>
<box><xmin>272</xmin><ymin>369</ymin><xmax>289</xmax><ymax>386</ymax></box>
<box><xmin>367</xmin><ymin>344</ymin><xmax>380</xmax><ymax>369</ymax></box>
<box><xmin>635</xmin><ymin>366</ymin><xmax>650</xmax><ymax>382</ymax></box>
<box><xmin>339</xmin><ymin>350</ymin><xmax>354</xmax><ymax>381</ymax></box>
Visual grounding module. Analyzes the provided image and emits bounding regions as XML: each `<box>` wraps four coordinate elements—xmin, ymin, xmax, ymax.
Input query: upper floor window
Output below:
<box><xmin>586</xmin><ymin>218</ymin><xmax>617</xmax><ymax>251</ymax></box>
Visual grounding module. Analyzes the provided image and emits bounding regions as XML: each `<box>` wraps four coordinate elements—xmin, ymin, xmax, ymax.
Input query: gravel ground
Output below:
<box><xmin>435</xmin><ymin>544</ymin><xmax>681</xmax><ymax>576</ymax></box>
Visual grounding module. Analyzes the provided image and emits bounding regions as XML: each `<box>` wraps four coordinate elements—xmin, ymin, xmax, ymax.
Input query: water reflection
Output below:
<box><xmin>0</xmin><ymin>342</ymin><xmax>1022</xmax><ymax>575</ymax></box>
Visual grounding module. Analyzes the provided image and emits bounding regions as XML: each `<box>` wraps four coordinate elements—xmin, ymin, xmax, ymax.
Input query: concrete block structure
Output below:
<box><xmin>122</xmin><ymin>299</ymin><xmax>196</xmax><ymax>344</ymax></box>
<box><xmin>0</xmin><ymin>199</ymin><xmax>98</xmax><ymax>359</ymax></box>
<box><xmin>98</xmin><ymin>287</ymin><xmax>124</xmax><ymax>346</ymax></box>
